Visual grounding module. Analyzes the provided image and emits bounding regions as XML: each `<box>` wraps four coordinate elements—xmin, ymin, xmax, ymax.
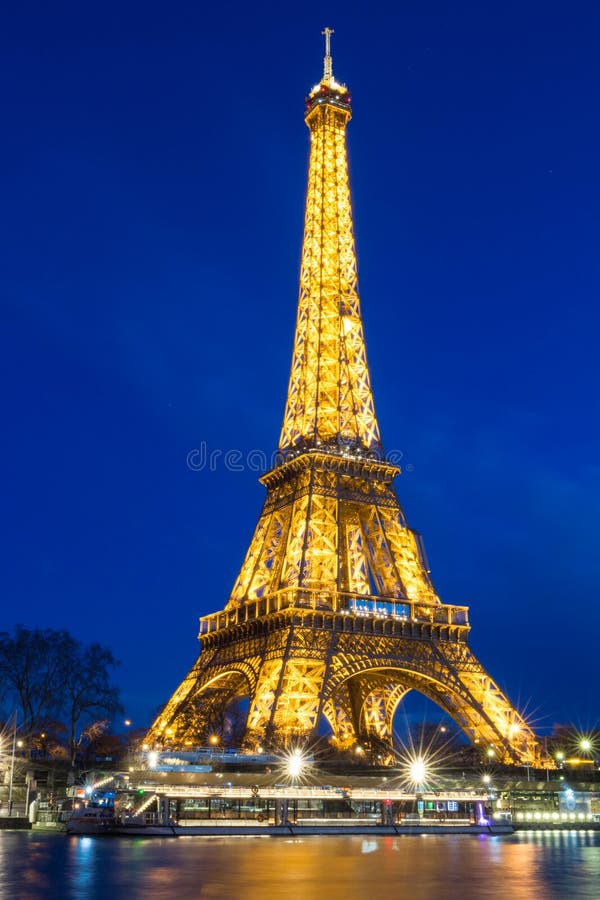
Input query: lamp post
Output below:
<box><xmin>8</xmin><ymin>713</ymin><xmax>17</xmax><ymax>816</ymax></box>
<box><xmin>124</xmin><ymin>719</ymin><xmax>132</xmax><ymax>758</ymax></box>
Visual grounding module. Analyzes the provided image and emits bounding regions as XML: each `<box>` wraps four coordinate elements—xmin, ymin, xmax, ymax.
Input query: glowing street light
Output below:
<box><xmin>579</xmin><ymin>738</ymin><xmax>592</xmax><ymax>754</ymax></box>
<box><xmin>287</xmin><ymin>749</ymin><xmax>305</xmax><ymax>779</ymax></box>
<box><xmin>409</xmin><ymin>757</ymin><xmax>427</xmax><ymax>787</ymax></box>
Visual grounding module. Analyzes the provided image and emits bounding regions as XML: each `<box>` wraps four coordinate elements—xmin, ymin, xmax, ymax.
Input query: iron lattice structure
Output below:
<box><xmin>147</xmin><ymin>39</ymin><xmax>545</xmax><ymax>766</ymax></box>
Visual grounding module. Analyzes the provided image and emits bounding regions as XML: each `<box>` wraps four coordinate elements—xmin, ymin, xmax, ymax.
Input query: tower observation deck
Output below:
<box><xmin>146</xmin><ymin>32</ymin><xmax>548</xmax><ymax>768</ymax></box>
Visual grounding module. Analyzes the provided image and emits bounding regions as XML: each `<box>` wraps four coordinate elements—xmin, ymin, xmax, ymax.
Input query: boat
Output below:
<box><xmin>65</xmin><ymin>800</ymin><xmax>512</xmax><ymax>837</ymax></box>
<box><xmin>64</xmin><ymin>788</ymin><xmax>513</xmax><ymax>837</ymax></box>
<box><xmin>66</xmin><ymin>803</ymin><xmax>116</xmax><ymax>834</ymax></box>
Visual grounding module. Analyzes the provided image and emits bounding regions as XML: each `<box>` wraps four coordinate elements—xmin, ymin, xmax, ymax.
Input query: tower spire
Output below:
<box><xmin>279</xmin><ymin>36</ymin><xmax>381</xmax><ymax>456</ymax></box>
<box><xmin>322</xmin><ymin>26</ymin><xmax>334</xmax><ymax>82</ymax></box>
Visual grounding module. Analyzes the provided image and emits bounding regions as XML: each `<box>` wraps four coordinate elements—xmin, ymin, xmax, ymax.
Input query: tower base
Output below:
<box><xmin>146</xmin><ymin>592</ymin><xmax>544</xmax><ymax>766</ymax></box>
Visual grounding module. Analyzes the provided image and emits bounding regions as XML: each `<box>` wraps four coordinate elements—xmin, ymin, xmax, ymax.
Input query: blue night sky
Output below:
<box><xmin>2</xmin><ymin>2</ymin><xmax>599</xmax><ymax>735</ymax></box>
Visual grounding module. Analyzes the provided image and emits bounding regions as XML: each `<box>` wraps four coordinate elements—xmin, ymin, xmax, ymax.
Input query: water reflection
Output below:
<box><xmin>360</xmin><ymin>839</ymin><xmax>377</xmax><ymax>854</ymax></box>
<box><xmin>0</xmin><ymin>831</ymin><xmax>598</xmax><ymax>899</ymax></box>
<box><xmin>68</xmin><ymin>833</ymin><xmax>97</xmax><ymax>895</ymax></box>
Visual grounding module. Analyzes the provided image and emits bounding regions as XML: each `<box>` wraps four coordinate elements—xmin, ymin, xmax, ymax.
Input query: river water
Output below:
<box><xmin>1</xmin><ymin>830</ymin><xmax>599</xmax><ymax>899</ymax></box>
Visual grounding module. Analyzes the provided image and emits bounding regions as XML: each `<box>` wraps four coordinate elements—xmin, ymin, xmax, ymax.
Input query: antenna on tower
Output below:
<box><xmin>322</xmin><ymin>27</ymin><xmax>334</xmax><ymax>81</ymax></box>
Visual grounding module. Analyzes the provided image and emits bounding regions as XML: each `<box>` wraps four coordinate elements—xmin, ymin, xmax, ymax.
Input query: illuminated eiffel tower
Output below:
<box><xmin>147</xmin><ymin>31</ymin><xmax>544</xmax><ymax>765</ymax></box>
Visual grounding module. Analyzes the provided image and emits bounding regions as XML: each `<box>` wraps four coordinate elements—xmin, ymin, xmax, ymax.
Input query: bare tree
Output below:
<box><xmin>0</xmin><ymin>627</ymin><xmax>122</xmax><ymax>761</ymax></box>
<box><xmin>0</xmin><ymin>627</ymin><xmax>74</xmax><ymax>734</ymax></box>
<box><xmin>63</xmin><ymin>643</ymin><xmax>122</xmax><ymax>763</ymax></box>
<box><xmin>75</xmin><ymin>719</ymin><xmax>110</xmax><ymax>759</ymax></box>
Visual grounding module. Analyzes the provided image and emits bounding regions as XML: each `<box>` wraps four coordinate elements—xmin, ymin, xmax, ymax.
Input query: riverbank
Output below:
<box><xmin>513</xmin><ymin>821</ymin><xmax>600</xmax><ymax>831</ymax></box>
<box><xmin>0</xmin><ymin>817</ymin><xmax>30</xmax><ymax>830</ymax></box>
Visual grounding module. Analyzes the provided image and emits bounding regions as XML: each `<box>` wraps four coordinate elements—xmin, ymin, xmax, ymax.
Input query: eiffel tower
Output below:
<box><xmin>147</xmin><ymin>31</ymin><xmax>544</xmax><ymax>766</ymax></box>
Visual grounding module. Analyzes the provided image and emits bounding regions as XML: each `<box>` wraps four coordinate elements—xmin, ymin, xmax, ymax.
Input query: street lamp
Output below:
<box><xmin>409</xmin><ymin>757</ymin><xmax>427</xmax><ymax>787</ymax></box>
<box><xmin>124</xmin><ymin>719</ymin><xmax>133</xmax><ymax>757</ymax></box>
<box><xmin>287</xmin><ymin>749</ymin><xmax>306</xmax><ymax>780</ymax></box>
<box><xmin>7</xmin><ymin>713</ymin><xmax>18</xmax><ymax>816</ymax></box>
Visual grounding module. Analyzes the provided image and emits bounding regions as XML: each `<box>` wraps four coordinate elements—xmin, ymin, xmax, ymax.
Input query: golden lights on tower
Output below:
<box><xmin>145</xmin><ymin>32</ymin><xmax>549</xmax><ymax>770</ymax></box>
